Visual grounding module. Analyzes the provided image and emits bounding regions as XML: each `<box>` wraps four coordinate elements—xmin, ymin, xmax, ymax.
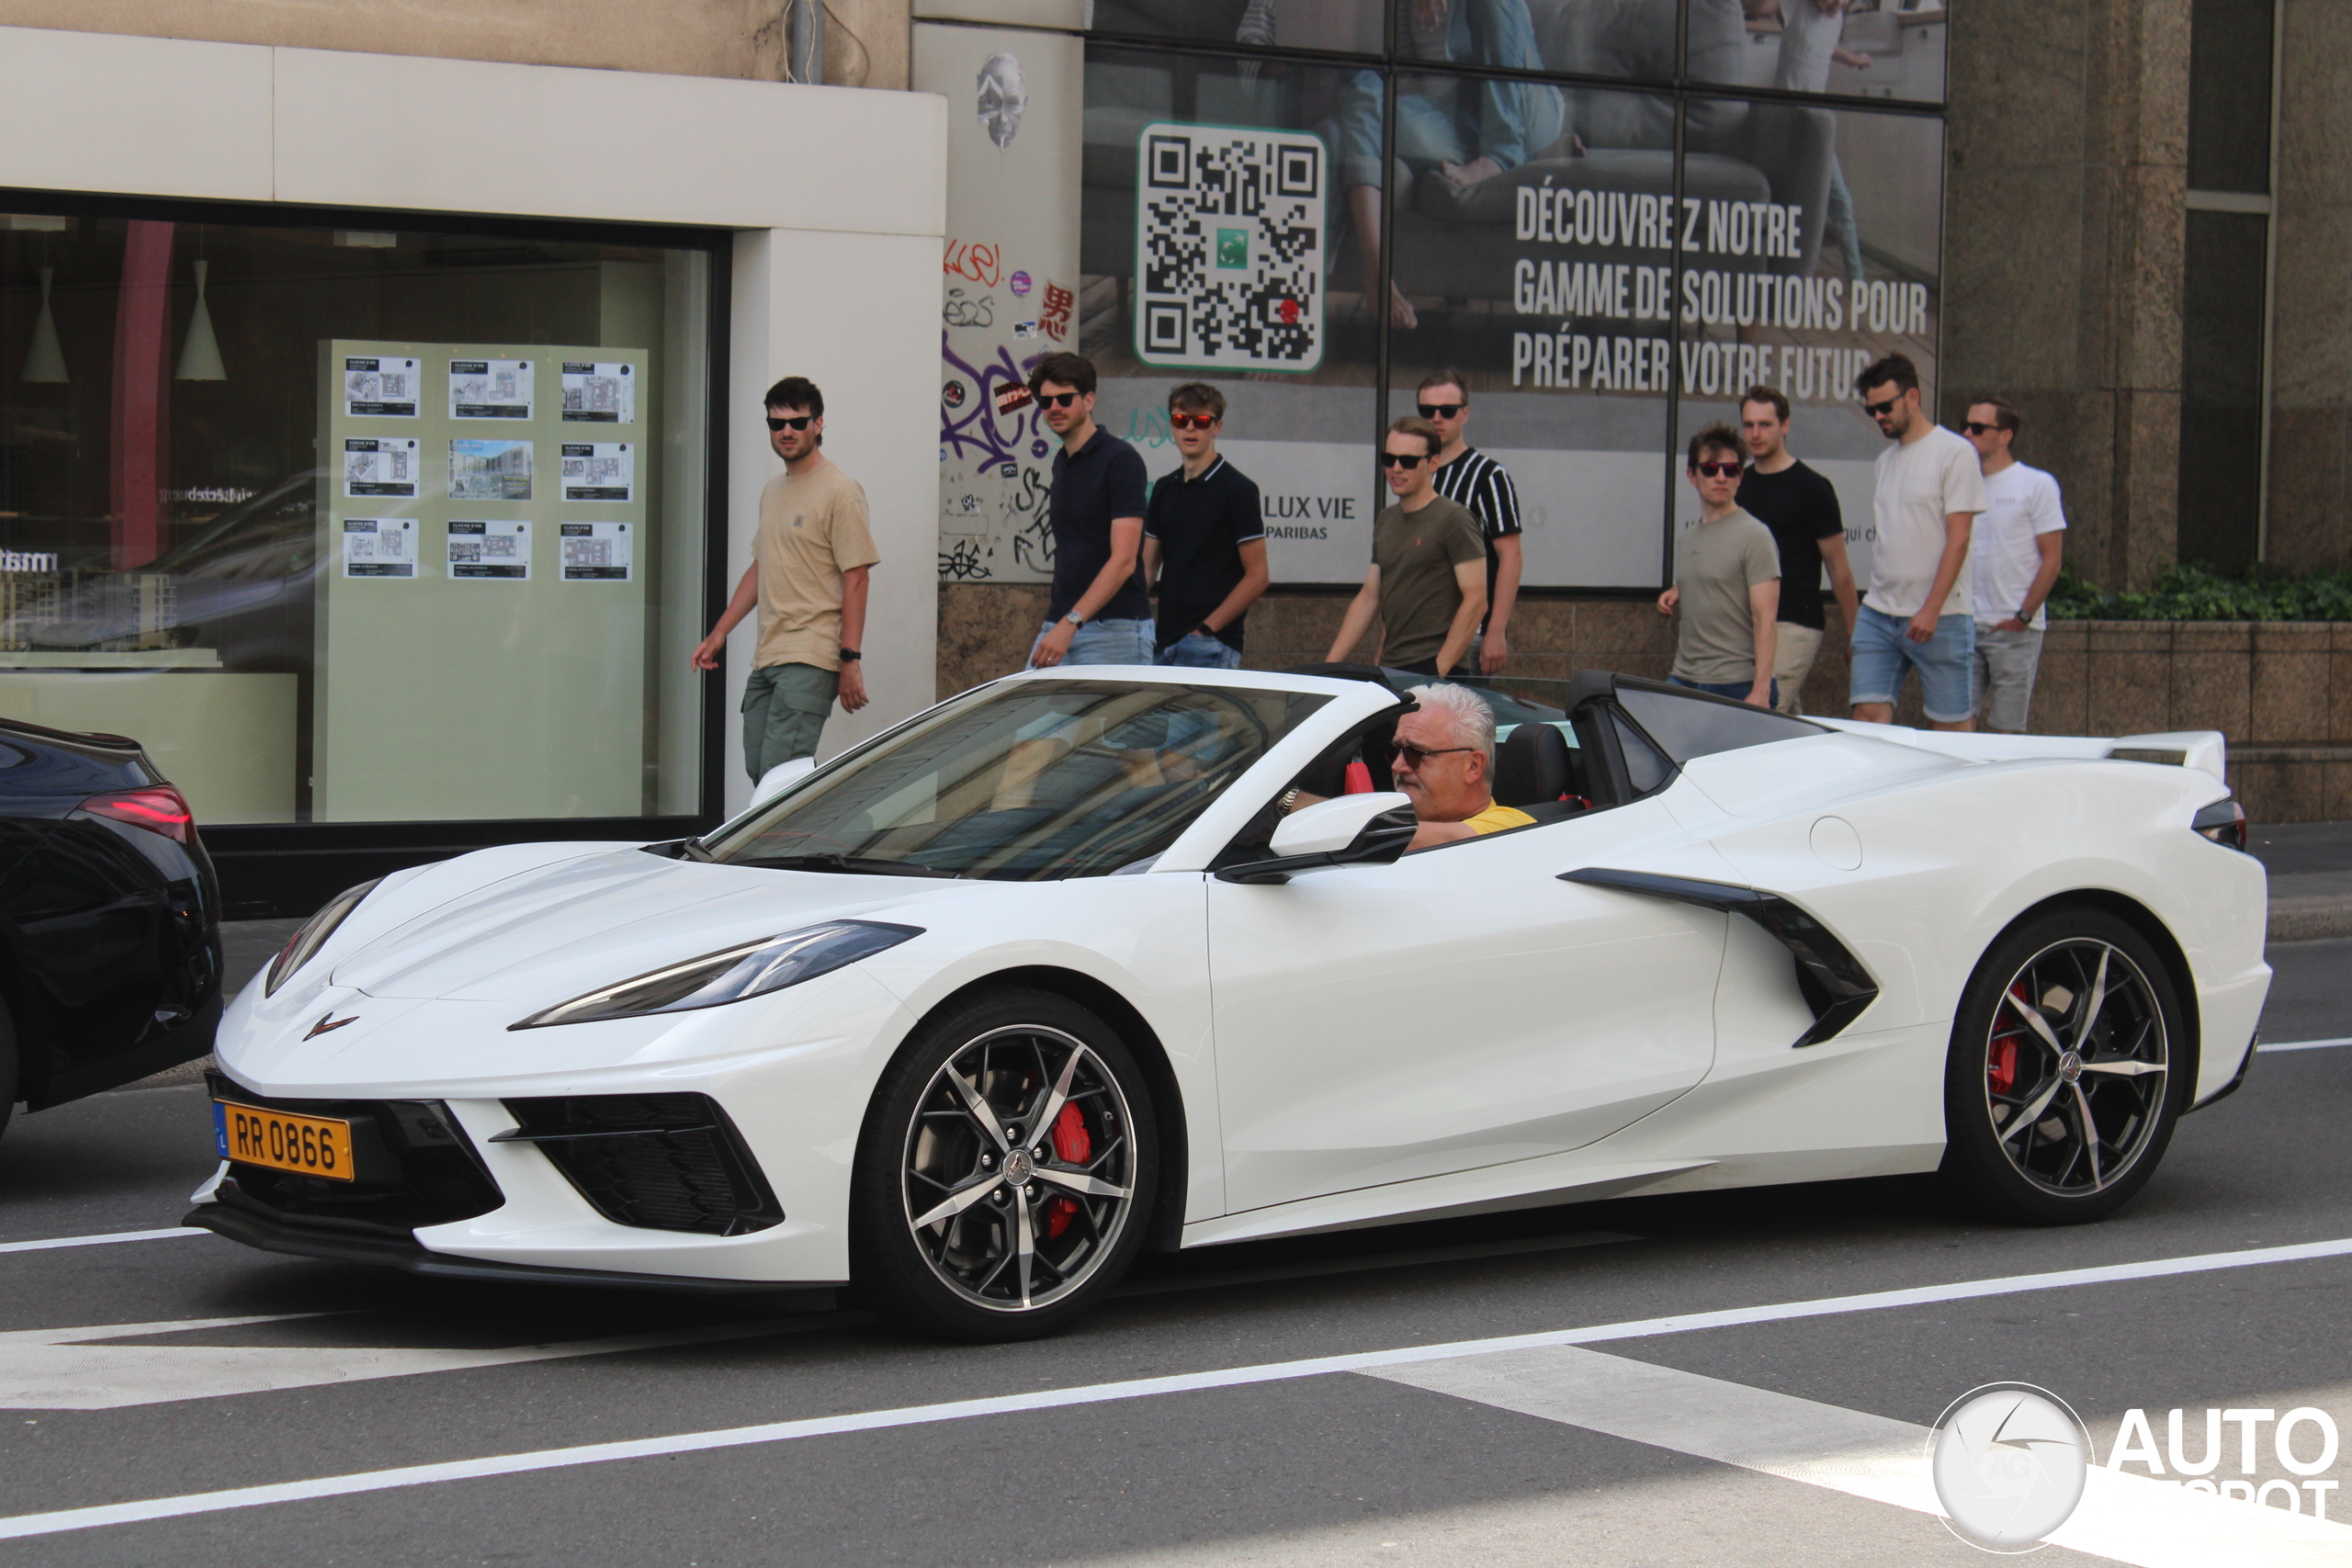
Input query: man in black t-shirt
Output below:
<box><xmin>1026</xmin><ymin>353</ymin><xmax>1153</xmax><ymax>669</ymax></box>
<box><xmin>1418</xmin><ymin>368</ymin><xmax>1522</xmax><ymax>674</ymax></box>
<box><xmin>1142</xmin><ymin>382</ymin><xmax>1268</xmax><ymax>669</ymax></box>
<box><xmin>1736</xmin><ymin>385</ymin><xmax>1859</xmax><ymax>714</ymax></box>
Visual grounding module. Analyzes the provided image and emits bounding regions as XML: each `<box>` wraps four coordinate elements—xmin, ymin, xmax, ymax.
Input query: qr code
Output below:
<box><xmin>1135</xmin><ymin>124</ymin><xmax>1325</xmax><ymax>372</ymax></box>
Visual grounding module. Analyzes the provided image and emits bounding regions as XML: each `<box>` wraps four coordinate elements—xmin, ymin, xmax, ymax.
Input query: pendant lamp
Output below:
<box><xmin>20</xmin><ymin>265</ymin><xmax>65</xmax><ymax>383</ymax></box>
<box><xmin>175</xmin><ymin>257</ymin><xmax>224</xmax><ymax>381</ymax></box>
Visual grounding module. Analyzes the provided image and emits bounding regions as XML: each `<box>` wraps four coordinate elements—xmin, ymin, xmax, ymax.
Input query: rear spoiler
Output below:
<box><xmin>1810</xmin><ymin>721</ymin><xmax>2229</xmax><ymax>784</ymax></box>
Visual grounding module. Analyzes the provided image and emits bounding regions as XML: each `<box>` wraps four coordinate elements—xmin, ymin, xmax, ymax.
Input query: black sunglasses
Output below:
<box><xmin>765</xmin><ymin>414</ymin><xmax>814</xmax><ymax>432</ymax></box>
<box><xmin>1692</xmin><ymin>460</ymin><xmax>1742</xmax><ymax>479</ymax></box>
<box><xmin>1037</xmin><ymin>390</ymin><xmax>1082</xmax><ymax>409</ymax></box>
<box><xmin>1416</xmin><ymin>402</ymin><xmax>1464</xmax><ymax>420</ymax></box>
<box><xmin>1962</xmin><ymin>421</ymin><xmax>2002</xmax><ymax>435</ymax></box>
<box><xmin>1378</xmin><ymin>451</ymin><xmax>1427</xmax><ymax>469</ymax></box>
<box><xmin>1861</xmin><ymin>396</ymin><xmax>1902</xmax><ymax>418</ymax></box>
<box><xmin>1393</xmin><ymin>742</ymin><xmax>1475</xmax><ymax>767</ymax></box>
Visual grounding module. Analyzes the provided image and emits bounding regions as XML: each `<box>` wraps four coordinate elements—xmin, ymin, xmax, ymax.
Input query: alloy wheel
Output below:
<box><xmin>1981</xmin><ymin>938</ymin><xmax>2169</xmax><ymax>1197</ymax></box>
<box><xmin>899</xmin><ymin>1023</ymin><xmax>1137</xmax><ymax>1313</ymax></box>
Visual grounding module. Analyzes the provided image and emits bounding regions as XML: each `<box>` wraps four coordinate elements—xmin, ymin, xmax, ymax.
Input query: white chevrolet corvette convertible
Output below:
<box><xmin>193</xmin><ymin>667</ymin><xmax>2269</xmax><ymax>1339</ymax></box>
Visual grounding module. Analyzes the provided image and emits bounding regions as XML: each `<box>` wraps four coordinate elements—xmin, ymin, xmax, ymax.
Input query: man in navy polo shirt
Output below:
<box><xmin>1142</xmin><ymin>381</ymin><xmax>1268</xmax><ymax>670</ymax></box>
<box><xmin>1025</xmin><ymin>352</ymin><xmax>1153</xmax><ymax>668</ymax></box>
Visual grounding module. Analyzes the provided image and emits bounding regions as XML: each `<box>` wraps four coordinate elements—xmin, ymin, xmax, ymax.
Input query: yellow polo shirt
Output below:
<box><xmin>1462</xmin><ymin>801</ymin><xmax>1535</xmax><ymax>835</ymax></box>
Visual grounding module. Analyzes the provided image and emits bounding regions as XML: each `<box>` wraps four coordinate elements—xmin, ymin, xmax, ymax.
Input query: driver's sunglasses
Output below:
<box><xmin>1037</xmin><ymin>391</ymin><xmax>1082</xmax><ymax>409</ymax></box>
<box><xmin>1378</xmin><ymin>451</ymin><xmax>1426</xmax><ymax>469</ymax></box>
<box><xmin>1416</xmin><ymin>402</ymin><xmax>1464</xmax><ymax>420</ymax></box>
<box><xmin>765</xmin><ymin>414</ymin><xmax>814</xmax><ymax>432</ymax></box>
<box><xmin>1861</xmin><ymin>396</ymin><xmax>1902</xmax><ymax>418</ymax></box>
<box><xmin>1394</xmin><ymin>742</ymin><xmax>1474</xmax><ymax>767</ymax></box>
<box><xmin>1169</xmin><ymin>412</ymin><xmax>1218</xmax><ymax>430</ymax></box>
<box><xmin>1692</xmin><ymin>460</ymin><xmax>1743</xmax><ymax>479</ymax></box>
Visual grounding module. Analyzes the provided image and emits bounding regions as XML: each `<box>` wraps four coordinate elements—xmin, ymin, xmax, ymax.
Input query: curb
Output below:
<box><xmin>2269</xmin><ymin>897</ymin><xmax>2352</xmax><ymax>942</ymax></box>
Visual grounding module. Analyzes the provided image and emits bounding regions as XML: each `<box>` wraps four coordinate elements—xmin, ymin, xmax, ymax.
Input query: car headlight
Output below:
<box><xmin>265</xmin><ymin>878</ymin><xmax>382</xmax><ymax>997</ymax></box>
<box><xmin>508</xmin><ymin>919</ymin><xmax>922</xmax><ymax>1031</ymax></box>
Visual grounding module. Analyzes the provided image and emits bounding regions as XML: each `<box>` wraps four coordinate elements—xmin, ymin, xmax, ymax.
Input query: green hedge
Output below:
<box><xmin>2045</xmin><ymin>563</ymin><xmax>2352</xmax><ymax>622</ymax></box>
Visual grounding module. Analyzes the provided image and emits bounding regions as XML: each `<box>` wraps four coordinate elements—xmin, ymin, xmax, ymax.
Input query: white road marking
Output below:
<box><xmin>0</xmin><ymin>1227</ymin><xmax>205</xmax><ymax>1255</ymax></box>
<box><xmin>1372</xmin><ymin>1346</ymin><xmax>2352</xmax><ymax>1566</ymax></box>
<box><xmin>1</xmin><ymin>1235</ymin><xmax>2346</xmax><ymax>1540</ymax></box>
<box><xmin>2260</xmin><ymin>1035</ymin><xmax>2352</xmax><ymax>1053</ymax></box>
<box><xmin>0</xmin><ymin>1314</ymin><xmax>845</xmax><ymax>1411</ymax></box>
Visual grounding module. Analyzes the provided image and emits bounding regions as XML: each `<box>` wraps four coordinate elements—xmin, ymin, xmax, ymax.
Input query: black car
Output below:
<box><xmin>0</xmin><ymin>717</ymin><xmax>222</xmax><ymax>1130</ymax></box>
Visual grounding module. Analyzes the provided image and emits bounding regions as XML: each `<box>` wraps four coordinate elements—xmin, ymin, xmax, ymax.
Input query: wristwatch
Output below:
<box><xmin>838</xmin><ymin>649</ymin><xmax>861</xmax><ymax>661</ymax></box>
<box><xmin>1063</xmin><ymin>611</ymin><xmax>1085</xmax><ymax>628</ymax></box>
<box><xmin>1196</xmin><ymin>623</ymin><xmax>1216</xmax><ymax>639</ymax></box>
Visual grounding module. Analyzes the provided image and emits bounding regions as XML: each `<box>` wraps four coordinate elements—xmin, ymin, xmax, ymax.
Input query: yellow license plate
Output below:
<box><xmin>216</xmin><ymin>1101</ymin><xmax>356</xmax><ymax>1182</ymax></box>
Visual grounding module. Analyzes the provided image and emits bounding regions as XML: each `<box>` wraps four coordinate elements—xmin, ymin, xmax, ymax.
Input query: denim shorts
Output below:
<box><xmin>1849</xmin><ymin>604</ymin><xmax>1976</xmax><ymax>722</ymax></box>
<box><xmin>1155</xmin><ymin>631</ymin><xmax>1242</xmax><ymax>670</ymax></box>
<box><xmin>1668</xmin><ymin>674</ymin><xmax>1780</xmax><ymax>707</ymax></box>
<box><xmin>1030</xmin><ymin>616</ymin><xmax>1154</xmax><ymax>669</ymax></box>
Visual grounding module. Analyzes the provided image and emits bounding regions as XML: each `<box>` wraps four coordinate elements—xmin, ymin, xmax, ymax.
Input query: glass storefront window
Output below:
<box><xmin>0</xmin><ymin>209</ymin><xmax>712</xmax><ymax>827</ymax></box>
<box><xmin>1397</xmin><ymin>0</ymin><xmax>1683</xmax><ymax>86</ymax></box>
<box><xmin>1082</xmin><ymin>43</ymin><xmax>1384</xmax><ymax>586</ymax></box>
<box><xmin>1684</xmin><ymin>0</ymin><xmax>1948</xmax><ymax>106</ymax></box>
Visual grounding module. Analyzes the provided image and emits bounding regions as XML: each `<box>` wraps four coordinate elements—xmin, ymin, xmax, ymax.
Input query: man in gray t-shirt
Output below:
<box><xmin>1657</xmin><ymin>424</ymin><xmax>1781</xmax><ymax>706</ymax></box>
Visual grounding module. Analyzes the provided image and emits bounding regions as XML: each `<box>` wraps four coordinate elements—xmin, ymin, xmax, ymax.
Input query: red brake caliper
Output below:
<box><xmin>1989</xmin><ymin>985</ymin><xmax>2028</xmax><ymax>1094</ymax></box>
<box><xmin>1044</xmin><ymin>1101</ymin><xmax>1091</xmax><ymax>1238</ymax></box>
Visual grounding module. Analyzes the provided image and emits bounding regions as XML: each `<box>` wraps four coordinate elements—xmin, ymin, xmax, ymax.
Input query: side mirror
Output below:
<box><xmin>1216</xmin><ymin>793</ymin><xmax>1417</xmax><ymax>884</ymax></box>
<box><xmin>751</xmin><ymin>754</ymin><xmax>816</xmax><ymax>807</ymax></box>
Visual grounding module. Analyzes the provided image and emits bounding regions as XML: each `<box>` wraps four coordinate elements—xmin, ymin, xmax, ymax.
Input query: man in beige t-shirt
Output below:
<box><xmin>692</xmin><ymin>376</ymin><xmax>880</xmax><ymax>778</ymax></box>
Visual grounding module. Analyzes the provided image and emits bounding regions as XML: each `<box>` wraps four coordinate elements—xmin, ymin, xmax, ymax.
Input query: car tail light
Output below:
<box><xmin>81</xmin><ymin>784</ymin><xmax>195</xmax><ymax>845</ymax></box>
<box><xmin>2192</xmin><ymin>798</ymin><xmax>2248</xmax><ymax>852</ymax></box>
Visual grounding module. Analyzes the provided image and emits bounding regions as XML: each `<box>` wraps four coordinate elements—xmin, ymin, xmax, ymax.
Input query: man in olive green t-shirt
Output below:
<box><xmin>1326</xmin><ymin>417</ymin><xmax>1487</xmax><ymax>676</ymax></box>
<box><xmin>693</xmin><ymin>376</ymin><xmax>881</xmax><ymax>777</ymax></box>
<box><xmin>1657</xmin><ymin>423</ymin><xmax>1781</xmax><ymax>706</ymax></box>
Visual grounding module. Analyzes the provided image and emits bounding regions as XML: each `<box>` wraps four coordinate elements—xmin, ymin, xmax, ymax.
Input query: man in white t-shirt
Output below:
<box><xmin>1963</xmin><ymin>396</ymin><xmax>2066</xmax><ymax>733</ymax></box>
<box><xmin>1849</xmin><ymin>354</ymin><xmax>1985</xmax><ymax>731</ymax></box>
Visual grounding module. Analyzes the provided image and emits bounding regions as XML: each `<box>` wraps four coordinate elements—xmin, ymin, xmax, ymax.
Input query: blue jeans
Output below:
<box><xmin>1670</xmin><ymin>675</ymin><xmax>1779</xmax><ymax>706</ymax></box>
<box><xmin>1338</xmin><ymin>1</ymin><xmax>1564</xmax><ymax>189</ymax></box>
<box><xmin>1030</xmin><ymin>617</ymin><xmax>1154</xmax><ymax>669</ymax></box>
<box><xmin>1849</xmin><ymin>604</ymin><xmax>1976</xmax><ymax>722</ymax></box>
<box><xmin>1155</xmin><ymin>632</ymin><xmax>1242</xmax><ymax>670</ymax></box>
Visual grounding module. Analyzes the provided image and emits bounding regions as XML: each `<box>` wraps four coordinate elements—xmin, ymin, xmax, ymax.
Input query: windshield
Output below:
<box><xmin>703</xmin><ymin>679</ymin><xmax>1332</xmax><ymax>880</ymax></box>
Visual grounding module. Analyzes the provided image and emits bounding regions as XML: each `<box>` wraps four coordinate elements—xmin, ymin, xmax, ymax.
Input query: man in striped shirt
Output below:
<box><xmin>1417</xmin><ymin>368</ymin><xmax>1523</xmax><ymax>674</ymax></box>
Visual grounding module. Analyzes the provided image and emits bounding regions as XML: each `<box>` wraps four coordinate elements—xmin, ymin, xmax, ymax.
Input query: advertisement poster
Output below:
<box><xmin>559</xmin><ymin>521</ymin><xmax>633</xmax><ymax>581</ymax></box>
<box><xmin>560</xmin><ymin>442</ymin><xmax>634</xmax><ymax>502</ymax></box>
<box><xmin>343</xmin><ymin>436</ymin><xmax>420</xmax><ymax>499</ymax></box>
<box><xmin>447</xmin><ymin>518</ymin><xmax>530</xmax><ymax>580</ymax></box>
<box><xmin>340</xmin><ymin>516</ymin><xmax>418</xmax><ymax>578</ymax></box>
<box><xmin>560</xmin><ymin>361</ymin><xmax>637</xmax><ymax>423</ymax></box>
<box><xmin>448</xmin><ymin>438</ymin><xmax>533</xmax><ymax>502</ymax></box>
<box><xmin>448</xmin><ymin>358</ymin><xmax>533</xmax><ymax>420</ymax></box>
<box><xmin>344</xmin><ymin>356</ymin><xmax>421</xmax><ymax>418</ymax></box>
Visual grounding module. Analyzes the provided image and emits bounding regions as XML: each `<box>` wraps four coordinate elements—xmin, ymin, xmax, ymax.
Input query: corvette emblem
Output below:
<box><xmin>304</xmin><ymin>1012</ymin><xmax>358</xmax><ymax>1040</ymax></box>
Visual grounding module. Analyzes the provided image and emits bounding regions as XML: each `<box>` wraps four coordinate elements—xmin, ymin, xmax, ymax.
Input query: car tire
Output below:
<box><xmin>1939</xmin><ymin>907</ymin><xmax>2188</xmax><ymax>1225</ymax></box>
<box><xmin>850</xmin><ymin>987</ymin><xmax>1159</xmax><ymax>1342</ymax></box>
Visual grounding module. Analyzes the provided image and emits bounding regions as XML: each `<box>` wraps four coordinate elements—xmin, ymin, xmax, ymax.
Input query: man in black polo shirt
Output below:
<box><xmin>1736</xmin><ymin>384</ymin><xmax>1858</xmax><ymax>714</ymax></box>
<box><xmin>1025</xmin><ymin>352</ymin><xmax>1153</xmax><ymax>668</ymax></box>
<box><xmin>1142</xmin><ymin>382</ymin><xmax>1268</xmax><ymax>669</ymax></box>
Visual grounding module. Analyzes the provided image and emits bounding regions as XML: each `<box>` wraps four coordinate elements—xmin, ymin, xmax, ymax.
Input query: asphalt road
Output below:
<box><xmin>0</xmin><ymin>942</ymin><xmax>2346</xmax><ymax>1565</ymax></box>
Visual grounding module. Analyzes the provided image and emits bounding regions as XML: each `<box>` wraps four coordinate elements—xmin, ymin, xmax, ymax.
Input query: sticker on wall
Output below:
<box><xmin>560</xmin><ymin>361</ymin><xmax>636</xmax><ymax>423</ymax></box>
<box><xmin>560</xmin><ymin>442</ymin><xmax>634</xmax><ymax>502</ymax></box>
<box><xmin>340</xmin><ymin>517</ymin><xmax>417</xmax><ymax>578</ymax></box>
<box><xmin>1134</xmin><ymin>124</ymin><xmax>1325</xmax><ymax>373</ymax></box>
<box><xmin>447</xmin><ymin>519</ymin><xmax>529</xmax><ymax>581</ymax></box>
<box><xmin>560</xmin><ymin>521</ymin><xmax>632</xmax><ymax>582</ymax></box>
<box><xmin>343</xmin><ymin>437</ymin><xmax>420</xmax><ymax>499</ymax></box>
<box><xmin>448</xmin><ymin>439</ymin><xmax>534</xmax><ymax>502</ymax></box>
<box><xmin>344</xmin><ymin>356</ymin><xmax>420</xmax><ymax>418</ymax></box>
<box><xmin>448</xmin><ymin>358</ymin><xmax>533</xmax><ymax>419</ymax></box>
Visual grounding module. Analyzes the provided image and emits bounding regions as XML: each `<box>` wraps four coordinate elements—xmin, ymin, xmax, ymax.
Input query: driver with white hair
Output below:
<box><xmin>1391</xmin><ymin>682</ymin><xmax>1533</xmax><ymax>849</ymax></box>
